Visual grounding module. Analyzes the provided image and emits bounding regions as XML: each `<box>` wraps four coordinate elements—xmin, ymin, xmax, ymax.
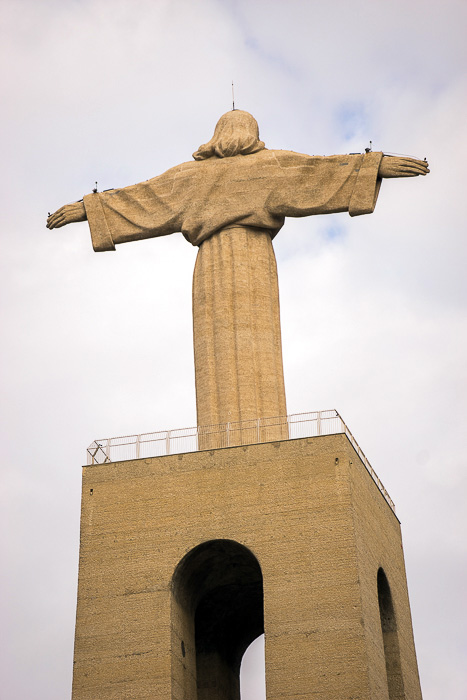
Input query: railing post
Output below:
<box><xmin>317</xmin><ymin>411</ymin><xmax>321</xmax><ymax>436</ymax></box>
<box><xmin>105</xmin><ymin>438</ymin><xmax>111</xmax><ymax>462</ymax></box>
<box><xmin>136</xmin><ymin>434</ymin><xmax>140</xmax><ymax>459</ymax></box>
<box><xmin>166</xmin><ymin>430</ymin><xmax>171</xmax><ymax>455</ymax></box>
<box><xmin>226</xmin><ymin>422</ymin><xmax>230</xmax><ymax>447</ymax></box>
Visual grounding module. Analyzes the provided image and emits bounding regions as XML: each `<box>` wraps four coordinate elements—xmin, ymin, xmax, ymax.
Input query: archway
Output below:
<box><xmin>377</xmin><ymin>568</ymin><xmax>405</xmax><ymax>699</ymax></box>
<box><xmin>172</xmin><ymin>539</ymin><xmax>264</xmax><ymax>700</ymax></box>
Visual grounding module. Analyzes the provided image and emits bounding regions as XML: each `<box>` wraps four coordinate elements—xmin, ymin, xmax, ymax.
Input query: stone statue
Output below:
<box><xmin>47</xmin><ymin>110</ymin><xmax>429</xmax><ymax>436</ymax></box>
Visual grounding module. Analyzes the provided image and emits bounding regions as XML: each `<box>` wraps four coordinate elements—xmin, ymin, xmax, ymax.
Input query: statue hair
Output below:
<box><xmin>193</xmin><ymin>110</ymin><xmax>266</xmax><ymax>160</ymax></box>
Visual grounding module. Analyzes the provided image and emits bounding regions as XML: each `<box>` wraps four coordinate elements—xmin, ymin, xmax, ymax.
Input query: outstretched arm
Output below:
<box><xmin>379</xmin><ymin>155</ymin><xmax>429</xmax><ymax>178</ymax></box>
<box><xmin>46</xmin><ymin>201</ymin><xmax>87</xmax><ymax>229</ymax></box>
<box><xmin>46</xmin><ymin>168</ymin><xmax>184</xmax><ymax>252</ymax></box>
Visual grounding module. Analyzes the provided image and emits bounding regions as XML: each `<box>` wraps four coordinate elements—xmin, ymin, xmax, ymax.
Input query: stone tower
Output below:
<box><xmin>72</xmin><ymin>426</ymin><xmax>422</xmax><ymax>700</ymax></box>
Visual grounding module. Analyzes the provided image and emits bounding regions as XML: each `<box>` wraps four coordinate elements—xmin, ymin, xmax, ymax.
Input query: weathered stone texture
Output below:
<box><xmin>72</xmin><ymin>435</ymin><xmax>422</xmax><ymax>700</ymax></box>
<box><xmin>193</xmin><ymin>225</ymin><xmax>287</xmax><ymax>432</ymax></box>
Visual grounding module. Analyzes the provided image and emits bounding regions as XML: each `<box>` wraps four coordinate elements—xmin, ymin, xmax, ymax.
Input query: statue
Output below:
<box><xmin>47</xmin><ymin>110</ymin><xmax>429</xmax><ymax>440</ymax></box>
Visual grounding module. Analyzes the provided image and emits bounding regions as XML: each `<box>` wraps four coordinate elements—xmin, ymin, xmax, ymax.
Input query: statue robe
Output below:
<box><xmin>83</xmin><ymin>149</ymin><xmax>383</xmax><ymax>443</ymax></box>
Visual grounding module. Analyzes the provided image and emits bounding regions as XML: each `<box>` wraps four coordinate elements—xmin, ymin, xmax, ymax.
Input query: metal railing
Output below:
<box><xmin>86</xmin><ymin>409</ymin><xmax>395</xmax><ymax>513</ymax></box>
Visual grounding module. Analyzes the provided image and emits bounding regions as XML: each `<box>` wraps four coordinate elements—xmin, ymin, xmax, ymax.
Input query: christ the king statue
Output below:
<box><xmin>47</xmin><ymin>110</ymin><xmax>429</xmax><ymax>434</ymax></box>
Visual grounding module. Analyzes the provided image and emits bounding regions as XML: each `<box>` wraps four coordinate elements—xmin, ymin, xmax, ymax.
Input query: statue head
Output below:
<box><xmin>193</xmin><ymin>110</ymin><xmax>266</xmax><ymax>161</ymax></box>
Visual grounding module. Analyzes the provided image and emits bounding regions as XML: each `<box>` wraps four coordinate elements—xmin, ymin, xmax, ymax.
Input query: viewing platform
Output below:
<box><xmin>86</xmin><ymin>409</ymin><xmax>395</xmax><ymax>513</ymax></box>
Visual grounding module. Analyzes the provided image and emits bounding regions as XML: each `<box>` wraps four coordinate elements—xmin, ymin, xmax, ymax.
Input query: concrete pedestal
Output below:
<box><xmin>72</xmin><ymin>435</ymin><xmax>422</xmax><ymax>700</ymax></box>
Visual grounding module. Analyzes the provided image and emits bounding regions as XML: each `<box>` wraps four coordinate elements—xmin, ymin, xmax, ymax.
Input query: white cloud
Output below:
<box><xmin>1</xmin><ymin>1</ymin><xmax>466</xmax><ymax>698</ymax></box>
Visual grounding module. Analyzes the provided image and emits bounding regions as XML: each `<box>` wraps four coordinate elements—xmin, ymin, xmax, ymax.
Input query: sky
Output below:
<box><xmin>1</xmin><ymin>0</ymin><xmax>466</xmax><ymax>698</ymax></box>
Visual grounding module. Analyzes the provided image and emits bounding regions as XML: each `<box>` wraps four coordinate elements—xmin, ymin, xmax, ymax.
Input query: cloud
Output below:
<box><xmin>1</xmin><ymin>1</ymin><xmax>466</xmax><ymax>699</ymax></box>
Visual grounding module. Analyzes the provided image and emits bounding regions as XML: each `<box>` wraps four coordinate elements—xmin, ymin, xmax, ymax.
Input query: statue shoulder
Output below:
<box><xmin>141</xmin><ymin>160</ymin><xmax>198</xmax><ymax>187</ymax></box>
<box><xmin>270</xmin><ymin>149</ymin><xmax>322</xmax><ymax>168</ymax></box>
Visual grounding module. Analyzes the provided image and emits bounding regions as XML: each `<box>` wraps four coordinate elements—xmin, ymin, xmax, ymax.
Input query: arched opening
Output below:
<box><xmin>172</xmin><ymin>540</ymin><xmax>264</xmax><ymax>700</ymax></box>
<box><xmin>377</xmin><ymin>568</ymin><xmax>405</xmax><ymax>699</ymax></box>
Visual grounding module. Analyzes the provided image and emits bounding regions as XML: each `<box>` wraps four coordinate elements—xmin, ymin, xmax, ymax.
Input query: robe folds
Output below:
<box><xmin>83</xmin><ymin>150</ymin><xmax>383</xmax><ymax>442</ymax></box>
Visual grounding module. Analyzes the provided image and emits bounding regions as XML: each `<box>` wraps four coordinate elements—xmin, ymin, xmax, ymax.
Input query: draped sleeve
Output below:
<box><xmin>268</xmin><ymin>150</ymin><xmax>383</xmax><ymax>218</ymax></box>
<box><xmin>83</xmin><ymin>165</ymin><xmax>185</xmax><ymax>252</ymax></box>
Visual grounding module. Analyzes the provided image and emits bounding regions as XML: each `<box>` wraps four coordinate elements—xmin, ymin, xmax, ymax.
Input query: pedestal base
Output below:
<box><xmin>72</xmin><ymin>435</ymin><xmax>422</xmax><ymax>700</ymax></box>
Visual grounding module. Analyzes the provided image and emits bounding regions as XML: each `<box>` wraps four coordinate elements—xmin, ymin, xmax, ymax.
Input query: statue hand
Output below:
<box><xmin>46</xmin><ymin>201</ymin><xmax>87</xmax><ymax>229</ymax></box>
<box><xmin>379</xmin><ymin>155</ymin><xmax>429</xmax><ymax>178</ymax></box>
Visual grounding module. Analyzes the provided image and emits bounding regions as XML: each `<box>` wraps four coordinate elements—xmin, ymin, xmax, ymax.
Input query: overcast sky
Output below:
<box><xmin>1</xmin><ymin>1</ymin><xmax>466</xmax><ymax>698</ymax></box>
